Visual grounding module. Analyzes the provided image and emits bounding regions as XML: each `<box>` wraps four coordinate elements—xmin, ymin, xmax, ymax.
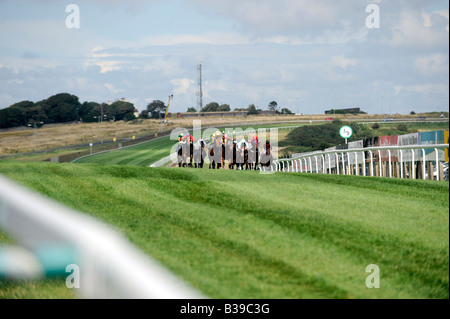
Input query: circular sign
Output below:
<box><xmin>339</xmin><ymin>126</ymin><xmax>353</xmax><ymax>139</ymax></box>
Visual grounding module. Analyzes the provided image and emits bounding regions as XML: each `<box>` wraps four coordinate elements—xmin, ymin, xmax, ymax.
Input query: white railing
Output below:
<box><xmin>273</xmin><ymin>144</ymin><xmax>449</xmax><ymax>181</ymax></box>
<box><xmin>150</xmin><ymin>155</ymin><xmax>173</xmax><ymax>167</ymax></box>
<box><xmin>0</xmin><ymin>175</ymin><xmax>204</xmax><ymax>299</ymax></box>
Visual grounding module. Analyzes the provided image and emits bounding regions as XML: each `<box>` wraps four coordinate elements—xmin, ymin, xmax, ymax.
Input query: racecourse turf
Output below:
<box><xmin>0</xmin><ymin>162</ymin><xmax>448</xmax><ymax>299</ymax></box>
<box><xmin>72</xmin><ymin>135</ymin><xmax>174</xmax><ymax>166</ymax></box>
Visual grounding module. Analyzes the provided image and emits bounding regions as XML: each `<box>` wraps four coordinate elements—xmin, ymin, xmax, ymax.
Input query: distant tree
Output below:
<box><xmin>109</xmin><ymin>101</ymin><xmax>135</xmax><ymax>121</ymax></box>
<box><xmin>280</xmin><ymin>108</ymin><xmax>293</xmax><ymax>115</ymax></box>
<box><xmin>410</xmin><ymin>111</ymin><xmax>416</xmax><ymax>115</ymax></box>
<box><xmin>217</xmin><ymin>104</ymin><xmax>231</xmax><ymax>112</ymax></box>
<box><xmin>0</xmin><ymin>107</ymin><xmax>23</xmax><ymax>128</ymax></box>
<box><xmin>247</xmin><ymin>104</ymin><xmax>259</xmax><ymax>115</ymax></box>
<box><xmin>187</xmin><ymin>107</ymin><xmax>197</xmax><ymax>112</ymax></box>
<box><xmin>55</xmin><ymin>102</ymin><xmax>78</xmax><ymax>123</ymax></box>
<box><xmin>43</xmin><ymin>93</ymin><xmax>81</xmax><ymax>123</ymax></box>
<box><xmin>123</xmin><ymin>112</ymin><xmax>136</xmax><ymax>122</ymax></box>
<box><xmin>268</xmin><ymin>101</ymin><xmax>278</xmax><ymax>112</ymax></box>
<box><xmin>79</xmin><ymin>102</ymin><xmax>100</xmax><ymax>122</ymax></box>
<box><xmin>7</xmin><ymin>100</ymin><xmax>36</xmax><ymax>126</ymax></box>
<box><xmin>140</xmin><ymin>110</ymin><xmax>149</xmax><ymax>118</ymax></box>
<box><xmin>146</xmin><ymin>100</ymin><xmax>166</xmax><ymax>119</ymax></box>
<box><xmin>201</xmin><ymin>102</ymin><xmax>220</xmax><ymax>112</ymax></box>
<box><xmin>26</xmin><ymin>106</ymin><xmax>48</xmax><ymax>124</ymax></box>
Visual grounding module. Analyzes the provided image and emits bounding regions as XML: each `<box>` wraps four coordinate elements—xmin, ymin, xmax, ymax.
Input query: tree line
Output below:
<box><xmin>0</xmin><ymin>93</ymin><xmax>137</xmax><ymax>129</ymax></box>
<box><xmin>185</xmin><ymin>100</ymin><xmax>293</xmax><ymax>115</ymax></box>
<box><xmin>1</xmin><ymin>94</ymin><xmax>295</xmax><ymax>129</ymax></box>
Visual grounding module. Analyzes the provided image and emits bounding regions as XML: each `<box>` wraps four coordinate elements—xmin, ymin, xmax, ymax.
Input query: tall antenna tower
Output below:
<box><xmin>196</xmin><ymin>63</ymin><xmax>203</xmax><ymax>114</ymax></box>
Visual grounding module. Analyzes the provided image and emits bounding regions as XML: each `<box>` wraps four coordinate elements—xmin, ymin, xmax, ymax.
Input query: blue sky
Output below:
<box><xmin>0</xmin><ymin>0</ymin><xmax>448</xmax><ymax>114</ymax></box>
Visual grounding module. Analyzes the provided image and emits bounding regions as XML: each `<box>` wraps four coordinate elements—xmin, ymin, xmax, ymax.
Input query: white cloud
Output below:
<box><xmin>170</xmin><ymin>78</ymin><xmax>194</xmax><ymax>95</ymax></box>
<box><xmin>190</xmin><ymin>0</ymin><xmax>342</xmax><ymax>32</ymax></box>
<box><xmin>85</xmin><ymin>60</ymin><xmax>125</xmax><ymax>73</ymax></box>
<box><xmin>104</xmin><ymin>83</ymin><xmax>125</xmax><ymax>94</ymax></box>
<box><xmin>414</xmin><ymin>53</ymin><xmax>448</xmax><ymax>75</ymax></box>
<box><xmin>140</xmin><ymin>32</ymin><xmax>249</xmax><ymax>46</ymax></box>
<box><xmin>394</xmin><ymin>83</ymin><xmax>448</xmax><ymax>96</ymax></box>
<box><xmin>331</xmin><ymin>55</ymin><xmax>358</xmax><ymax>69</ymax></box>
<box><xmin>387</xmin><ymin>9</ymin><xmax>449</xmax><ymax>48</ymax></box>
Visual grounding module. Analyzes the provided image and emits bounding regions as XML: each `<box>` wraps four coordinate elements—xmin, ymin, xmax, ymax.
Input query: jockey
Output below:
<box><xmin>238</xmin><ymin>139</ymin><xmax>249</xmax><ymax>150</ymax></box>
<box><xmin>194</xmin><ymin>138</ymin><xmax>206</xmax><ymax>168</ymax></box>
<box><xmin>176</xmin><ymin>134</ymin><xmax>186</xmax><ymax>167</ymax></box>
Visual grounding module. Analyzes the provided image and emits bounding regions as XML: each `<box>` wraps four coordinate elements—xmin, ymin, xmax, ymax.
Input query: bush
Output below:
<box><xmin>397</xmin><ymin>123</ymin><xmax>408</xmax><ymax>132</ymax></box>
<box><xmin>372</xmin><ymin>123</ymin><xmax>380</xmax><ymax>129</ymax></box>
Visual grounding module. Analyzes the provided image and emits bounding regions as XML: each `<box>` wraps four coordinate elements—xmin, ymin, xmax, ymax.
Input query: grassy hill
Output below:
<box><xmin>0</xmin><ymin>162</ymin><xmax>448</xmax><ymax>298</ymax></box>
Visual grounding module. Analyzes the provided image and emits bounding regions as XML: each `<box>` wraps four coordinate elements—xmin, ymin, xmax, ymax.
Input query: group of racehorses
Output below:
<box><xmin>176</xmin><ymin>131</ymin><xmax>273</xmax><ymax>170</ymax></box>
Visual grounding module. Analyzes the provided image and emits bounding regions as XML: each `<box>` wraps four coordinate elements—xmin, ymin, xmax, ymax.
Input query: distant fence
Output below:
<box><xmin>0</xmin><ymin>175</ymin><xmax>204</xmax><ymax>298</ymax></box>
<box><xmin>273</xmin><ymin>144</ymin><xmax>449</xmax><ymax>181</ymax></box>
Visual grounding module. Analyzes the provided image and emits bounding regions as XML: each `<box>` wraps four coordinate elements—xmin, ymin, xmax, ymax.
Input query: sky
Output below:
<box><xmin>0</xmin><ymin>0</ymin><xmax>448</xmax><ymax>115</ymax></box>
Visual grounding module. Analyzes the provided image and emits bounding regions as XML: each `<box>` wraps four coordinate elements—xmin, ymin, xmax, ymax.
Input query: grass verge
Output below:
<box><xmin>0</xmin><ymin>162</ymin><xmax>448</xmax><ymax>298</ymax></box>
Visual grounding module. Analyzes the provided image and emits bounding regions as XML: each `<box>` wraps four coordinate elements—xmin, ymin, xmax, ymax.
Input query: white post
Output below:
<box><xmin>435</xmin><ymin>148</ymin><xmax>439</xmax><ymax>181</ymax></box>
<box><xmin>388</xmin><ymin>150</ymin><xmax>392</xmax><ymax>178</ymax></box>
<box><xmin>347</xmin><ymin>153</ymin><xmax>351</xmax><ymax>176</ymax></box>
<box><xmin>422</xmin><ymin>149</ymin><xmax>426</xmax><ymax>180</ymax></box>
<box><xmin>322</xmin><ymin>155</ymin><xmax>325</xmax><ymax>174</ymax></box>
<box><xmin>315</xmin><ymin>156</ymin><xmax>319</xmax><ymax>174</ymax></box>
<box><xmin>400</xmin><ymin>150</ymin><xmax>404</xmax><ymax>179</ymax></box>
<box><xmin>378</xmin><ymin>150</ymin><xmax>382</xmax><ymax>177</ymax></box>
<box><xmin>362</xmin><ymin>151</ymin><xmax>366</xmax><ymax>177</ymax></box>
<box><xmin>354</xmin><ymin>152</ymin><xmax>358</xmax><ymax>176</ymax></box>
<box><xmin>309</xmin><ymin>157</ymin><xmax>313</xmax><ymax>173</ymax></box>
<box><xmin>336</xmin><ymin>154</ymin><xmax>340</xmax><ymax>175</ymax></box>
<box><xmin>327</xmin><ymin>154</ymin><xmax>331</xmax><ymax>174</ymax></box>
<box><xmin>369</xmin><ymin>150</ymin><xmax>373</xmax><ymax>177</ymax></box>
<box><xmin>411</xmin><ymin>149</ymin><xmax>415</xmax><ymax>179</ymax></box>
<box><xmin>341</xmin><ymin>153</ymin><xmax>345</xmax><ymax>175</ymax></box>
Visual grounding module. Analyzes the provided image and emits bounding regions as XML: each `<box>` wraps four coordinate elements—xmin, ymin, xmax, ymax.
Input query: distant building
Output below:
<box><xmin>325</xmin><ymin>108</ymin><xmax>361</xmax><ymax>114</ymax></box>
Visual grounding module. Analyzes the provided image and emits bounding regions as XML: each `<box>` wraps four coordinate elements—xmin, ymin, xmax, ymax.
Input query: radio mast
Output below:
<box><xmin>196</xmin><ymin>63</ymin><xmax>203</xmax><ymax>115</ymax></box>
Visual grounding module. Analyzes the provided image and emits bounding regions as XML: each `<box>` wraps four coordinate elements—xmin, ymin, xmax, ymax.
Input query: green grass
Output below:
<box><xmin>73</xmin><ymin>135</ymin><xmax>174</xmax><ymax>166</ymax></box>
<box><xmin>0</xmin><ymin>162</ymin><xmax>448</xmax><ymax>299</ymax></box>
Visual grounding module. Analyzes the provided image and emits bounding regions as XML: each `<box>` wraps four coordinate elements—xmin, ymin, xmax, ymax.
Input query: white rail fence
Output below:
<box><xmin>270</xmin><ymin>144</ymin><xmax>449</xmax><ymax>181</ymax></box>
<box><xmin>0</xmin><ymin>175</ymin><xmax>204</xmax><ymax>299</ymax></box>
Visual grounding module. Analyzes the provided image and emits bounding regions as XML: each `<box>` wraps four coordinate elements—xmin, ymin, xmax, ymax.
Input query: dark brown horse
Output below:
<box><xmin>208</xmin><ymin>136</ymin><xmax>223</xmax><ymax>169</ymax></box>
<box><xmin>260</xmin><ymin>141</ymin><xmax>272</xmax><ymax>170</ymax></box>
<box><xmin>194</xmin><ymin>140</ymin><xmax>207</xmax><ymax>168</ymax></box>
